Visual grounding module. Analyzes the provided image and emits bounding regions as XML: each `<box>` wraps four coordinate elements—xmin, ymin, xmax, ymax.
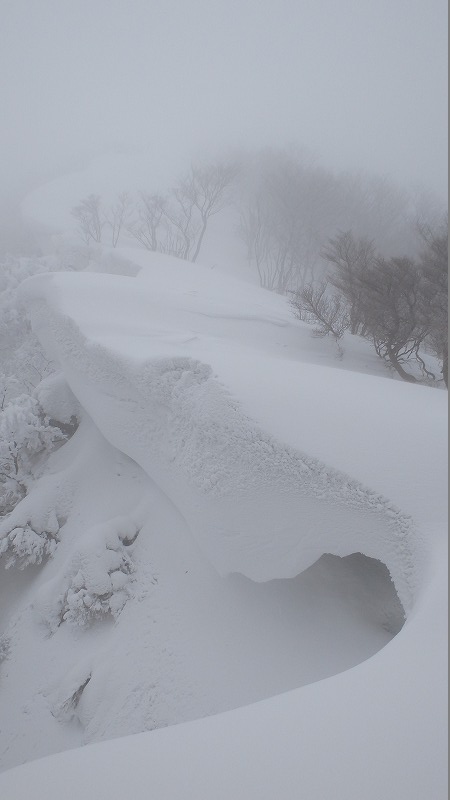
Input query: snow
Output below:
<box><xmin>0</xmin><ymin>245</ymin><xmax>447</xmax><ymax>798</ymax></box>
<box><xmin>18</xmin><ymin>262</ymin><xmax>431</xmax><ymax>604</ymax></box>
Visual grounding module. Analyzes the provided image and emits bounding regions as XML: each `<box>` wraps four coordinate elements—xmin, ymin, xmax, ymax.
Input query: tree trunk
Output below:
<box><xmin>192</xmin><ymin>216</ymin><xmax>208</xmax><ymax>263</ymax></box>
<box><xmin>386</xmin><ymin>345</ymin><xmax>417</xmax><ymax>383</ymax></box>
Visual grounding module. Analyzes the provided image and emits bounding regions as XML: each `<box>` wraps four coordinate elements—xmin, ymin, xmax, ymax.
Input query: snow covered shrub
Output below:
<box><xmin>0</xmin><ymin>255</ymin><xmax>60</xmax><ymax>398</ymax></box>
<box><xmin>0</xmin><ymin>393</ymin><xmax>65</xmax><ymax>517</ymax></box>
<box><xmin>0</xmin><ymin>514</ymin><xmax>61</xmax><ymax>569</ymax></box>
<box><xmin>0</xmin><ymin>377</ymin><xmax>81</xmax><ymax>567</ymax></box>
<box><xmin>36</xmin><ymin>517</ymin><xmax>140</xmax><ymax>632</ymax></box>
<box><xmin>34</xmin><ymin>373</ymin><xmax>80</xmax><ymax>438</ymax></box>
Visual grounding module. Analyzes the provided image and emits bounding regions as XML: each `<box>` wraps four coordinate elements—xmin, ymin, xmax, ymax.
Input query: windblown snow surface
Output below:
<box><xmin>0</xmin><ymin>248</ymin><xmax>447</xmax><ymax>799</ymax></box>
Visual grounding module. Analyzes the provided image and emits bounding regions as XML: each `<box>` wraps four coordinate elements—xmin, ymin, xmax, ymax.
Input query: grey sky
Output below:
<box><xmin>1</xmin><ymin>0</ymin><xmax>447</xmax><ymax>200</ymax></box>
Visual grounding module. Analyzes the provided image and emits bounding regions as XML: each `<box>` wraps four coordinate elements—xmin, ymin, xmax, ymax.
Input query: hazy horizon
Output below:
<box><xmin>1</xmin><ymin>0</ymin><xmax>447</xmax><ymax>204</ymax></box>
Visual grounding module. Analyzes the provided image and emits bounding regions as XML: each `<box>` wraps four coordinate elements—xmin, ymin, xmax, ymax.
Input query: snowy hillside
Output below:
<box><xmin>0</xmin><ymin>244</ymin><xmax>447</xmax><ymax>799</ymax></box>
<box><xmin>21</xmin><ymin>152</ymin><xmax>250</xmax><ymax>283</ymax></box>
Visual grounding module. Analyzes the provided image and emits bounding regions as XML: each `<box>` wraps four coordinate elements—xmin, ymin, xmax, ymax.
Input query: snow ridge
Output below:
<box><xmin>22</xmin><ymin>274</ymin><xmax>421</xmax><ymax>612</ymax></box>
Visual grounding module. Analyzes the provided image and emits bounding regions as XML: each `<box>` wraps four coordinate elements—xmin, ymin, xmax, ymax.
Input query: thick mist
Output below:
<box><xmin>1</xmin><ymin>0</ymin><xmax>447</xmax><ymax>206</ymax></box>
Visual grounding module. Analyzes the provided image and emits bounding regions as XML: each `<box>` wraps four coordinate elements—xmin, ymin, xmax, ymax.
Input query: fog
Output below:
<box><xmin>0</xmin><ymin>0</ymin><xmax>447</xmax><ymax>204</ymax></box>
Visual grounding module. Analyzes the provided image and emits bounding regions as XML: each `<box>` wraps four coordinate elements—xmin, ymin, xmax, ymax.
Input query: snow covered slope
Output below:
<box><xmin>0</xmin><ymin>248</ymin><xmax>447</xmax><ymax>798</ymax></box>
<box><xmin>18</xmin><ymin>254</ymin><xmax>435</xmax><ymax>603</ymax></box>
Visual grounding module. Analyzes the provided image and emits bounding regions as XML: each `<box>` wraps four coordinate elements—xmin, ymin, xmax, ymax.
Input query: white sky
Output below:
<box><xmin>0</xmin><ymin>0</ymin><xmax>447</xmax><ymax>200</ymax></box>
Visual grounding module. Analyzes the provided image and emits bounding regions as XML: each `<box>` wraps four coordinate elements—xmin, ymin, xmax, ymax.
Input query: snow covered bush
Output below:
<box><xmin>35</xmin><ymin>516</ymin><xmax>140</xmax><ymax>632</ymax></box>
<box><xmin>0</xmin><ymin>254</ymin><xmax>80</xmax><ymax>566</ymax></box>
<box><xmin>0</xmin><ymin>393</ymin><xmax>65</xmax><ymax>517</ymax></box>
<box><xmin>0</xmin><ymin>255</ymin><xmax>60</xmax><ymax>399</ymax></box>
<box><xmin>0</xmin><ymin>515</ymin><xmax>61</xmax><ymax>569</ymax></box>
<box><xmin>34</xmin><ymin>373</ymin><xmax>80</xmax><ymax>437</ymax></box>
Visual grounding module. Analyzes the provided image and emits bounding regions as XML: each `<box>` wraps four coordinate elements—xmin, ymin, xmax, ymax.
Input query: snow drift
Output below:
<box><xmin>20</xmin><ymin>263</ymin><xmax>422</xmax><ymax>609</ymax></box>
<box><xmin>0</xmin><ymin>248</ymin><xmax>446</xmax><ymax>799</ymax></box>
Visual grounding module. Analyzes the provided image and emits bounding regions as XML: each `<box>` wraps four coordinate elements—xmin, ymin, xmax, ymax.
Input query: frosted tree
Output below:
<box><xmin>0</xmin><ymin>394</ymin><xmax>64</xmax><ymax>516</ymax></box>
<box><xmin>0</xmin><ymin>255</ymin><xmax>58</xmax><ymax>397</ymax></box>
<box><xmin>35</xmin><ymin>517</ymin><xmax>140</xmax><ymax>630</ymax></box>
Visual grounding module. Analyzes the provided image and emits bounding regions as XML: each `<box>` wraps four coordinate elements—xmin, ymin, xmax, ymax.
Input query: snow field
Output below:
<box><xmin>0</xmin><ymin>245</ymin><xmax>446</xmax><ymax>798</ymax></box>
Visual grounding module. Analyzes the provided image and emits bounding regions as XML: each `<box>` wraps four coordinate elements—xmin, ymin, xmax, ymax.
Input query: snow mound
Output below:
<box><xmin>0</xmin><ymin>247</ymin><xmax>446</xmax><ymax>798</ymax></box>
<box><xmin>34</xmin><ymin>515</ymin><xmax>139</xmax><ymax>632</ymax></box>
<box><xmin>19</xmin><ymin>266</ymin><xmax>423</xmax><ymax>612</ymax></box>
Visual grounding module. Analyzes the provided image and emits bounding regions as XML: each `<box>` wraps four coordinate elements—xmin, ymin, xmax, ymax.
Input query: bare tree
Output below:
<box><xmin>291</xmin><ymin>280</ymin><xmax>349</xmax><ymax>340</ymax></box>
<box><xmin>296</xmin><ymin>229</ymin><xmax>444</xmax><ymax>383</ymax></box>
<box><xmin>164</xmin><ymin>185</ymin><xmax>200</xmax><ymax>260</ymax></box>
<box><xmin>71</xmin><ymin>195</ymin><xmax>105</xmax><ymax>244</ymax></box>
<box><xmin>127</xmin><ymin>160</ymin><xmax>237</xmax><ymax>262</ymax></box>
<box><xmin>127</xmin><ymin>191</ymin><xmax>199</xmax><ymax>258</ymax></box>
<box><xmin>354</xmin><ymin>256</ymin><xmax>431</xmax><ymax>382</ymax></box>
<box><xmin>239</xmin><ymin>201</ymin><xmax>297</xmax><ymax>293</ymax></box>
<box><xmin>105</xmin><ymin>192</ymin><xmax>132</xmax><ymax>248</ymax></box>
<box><xmin>238</xmin><ymin>149</ymin><xmax>421</xmax><ymax>294</ymax></box>
<box><xmin>180</xmin><ymin>161</ymin><xmax>239</xmax><ymax>262</ymax></box>
<box><xmin>322</xmin><ymin>231</ymin><xmax>440</xmax><ymax>382</ymax></box>
<box><xmin>126</xmin><ymin>193</ymin><xmax>167</xmax><ymax>252</ymax></box>
<box><xmin>418</xmin><ymin>218</ymin><xmax>448</xmax><ymax>386</ymax></box>
<box><xmin>239</xmin><ymin>151</ymin><xmax>343</xmax><ymax>292</ymax></box>
<box><xmin>323</xmin><ymin>231</ymin><xmax>376</xmax><ymax>334</ymax></box>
